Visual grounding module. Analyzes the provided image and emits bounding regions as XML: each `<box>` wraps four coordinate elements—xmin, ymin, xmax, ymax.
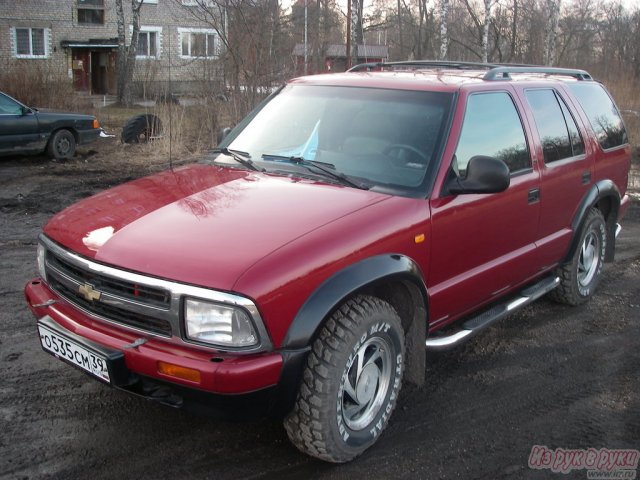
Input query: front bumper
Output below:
<box><xmin>25</xmin><ymin>279</ymin><xmax>283</xmax><ymax>396</ymax></box>
<box><xmin>76</xmin><ymin>128</ymin><xmax>102</xmax><ymax>146</ymax></box>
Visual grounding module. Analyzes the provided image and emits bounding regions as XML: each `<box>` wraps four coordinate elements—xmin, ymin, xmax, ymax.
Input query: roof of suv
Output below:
<box><xmin>289</xmin><ymin>62</ymin><xmax>593</xmax><ymax>93</ymax></box>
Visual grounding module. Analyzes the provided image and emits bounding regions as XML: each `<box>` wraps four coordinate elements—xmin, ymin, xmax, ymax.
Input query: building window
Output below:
<box><xmin>78</xmin><ymin>0</ymin><xmax>105</xmax><ymax>25</ymax></box>
<box><xmin>178</xmin><ymin>28</ymin><xmax>219</xmax><ymax>58</ymax></box>
<box><xmin>13</xmin><ymin>27</ymin><xmax>49</xmax><ymax>58</ymax></box>
<box><xmin>181</xmin><ymin>0</ymin><xmax>215</xmax><ymax>6</ymax></box>
<box><xmin>135</xmin><ymin>26</ymin><xmax>162</xmax><ymax>58</ymax></box>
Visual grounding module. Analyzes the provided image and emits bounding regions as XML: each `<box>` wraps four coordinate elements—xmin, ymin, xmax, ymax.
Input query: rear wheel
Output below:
<box><xmin>284</xmin><ymin>295</ymin><xmax>405</xmax><ymax>463</ymax></box>
<box><xmin>550</xmin><ymin>208</ymin><xmax>606</xmax><ymax>305</ymax></box>
<box><xmin>47</xmin><ymin>129</ymin><xmax>76</xmax><ymax>160</ymax></box>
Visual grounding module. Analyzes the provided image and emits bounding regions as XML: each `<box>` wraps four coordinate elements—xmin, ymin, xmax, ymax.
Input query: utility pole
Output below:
<box><xmin>304</xmin><ymin>0</ymin><xmax>308</xmax><ymax>74</ymax></box>
<box><xmin>346</xmin><ymin>0</ymin><xmax>351</xmax><ymax>69</ymax></box>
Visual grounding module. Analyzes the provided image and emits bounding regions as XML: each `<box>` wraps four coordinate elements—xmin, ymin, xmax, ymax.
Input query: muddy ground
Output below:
<box><xmin>1</xmin><ymin>141</ymin><xmax>639</xmax><ymax>480</ymax></box>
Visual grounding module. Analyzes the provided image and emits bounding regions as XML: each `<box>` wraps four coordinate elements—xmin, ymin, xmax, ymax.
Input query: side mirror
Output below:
<box><xmin>21</xmin><ymin>106</ymin><xmax>33</xmax><ymax>116</ymax></box>
<box><xmin>217</xmin><ymin>127</ymin><xmax>232</xmax><ymax>145</ymax></box>
<box><xmin>447</xmin><ymin>155</ymin><xmax>510</xmax><ymax>195</ymax></box>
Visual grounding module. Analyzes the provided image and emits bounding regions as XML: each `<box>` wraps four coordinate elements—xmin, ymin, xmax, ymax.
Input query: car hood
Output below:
<box><xmin>35</xmin><ymin>110</ymin><xmax>95</xmax><ymax>121</ymax></box>
<box><xmin>44</xmin><ymin>164</ymin><xmax>390</xmax><ymax>290</ymax></box>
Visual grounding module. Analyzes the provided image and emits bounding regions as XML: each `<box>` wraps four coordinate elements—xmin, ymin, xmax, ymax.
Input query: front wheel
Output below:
<box><xmin>47</xmin><ymin>129</ymin><xmax>76</xmax><ymax>160</ymax></box>
<box><xmin>284</xmin><ymin>295</ymin><xmax>405</xmax><ymax>463</ymax></box>
<box><xmin>550</xmin><ymin>208</ymin><xmax>606</xmax><ymax>305</ymax></box>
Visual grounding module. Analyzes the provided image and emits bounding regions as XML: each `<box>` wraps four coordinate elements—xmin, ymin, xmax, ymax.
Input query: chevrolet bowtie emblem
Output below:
<box><xmin>78</xmin><ymin>283</ymin><xmax>101</xmax><ymax>302</ymax></box>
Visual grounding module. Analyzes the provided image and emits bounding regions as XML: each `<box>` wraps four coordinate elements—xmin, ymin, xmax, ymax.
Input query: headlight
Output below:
<box><xmin>37</xmin><ymin>243</ymin><xmax>47</xmax><ymax>280</ymax></box>
<box><xmin>184</xmin><ymin>298</ymin><xmax>258</xmax><ymax>348</ymax></box>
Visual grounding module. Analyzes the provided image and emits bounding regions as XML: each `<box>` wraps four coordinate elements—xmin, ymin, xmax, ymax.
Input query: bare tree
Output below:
<box><xmin>115</xmin><ymin>0</ymin><xmax>145</xmax><ymax>106</ymax></box>
<box><xmin>543</xmin><ymin>0</ymin><xmax>561</xmax><ymax>65</ymax></box>
<box><xmin>439</xmin><ymin>0</ymin><xmax>449</xmax><ymax>60</ymax></box>
<box><xmin>481</xmin><ymin>0</ymin><xmax>494</xmax><ymax>63</ymax></box>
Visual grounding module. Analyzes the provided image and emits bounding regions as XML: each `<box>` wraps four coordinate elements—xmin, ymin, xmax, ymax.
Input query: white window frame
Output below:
<box><xmin>12</xmin><ymin>27</ymin><xmax>50</xmax><ymax>59</ymax></box>
<box><xmin>178</xmin><ymin>27</ymin><xmax>219</xmax><ymax>59</ymax></box>
<box><xmin>132</xmin><ymin>25</ymin><xmax>163</xmax><ymax>59</ymax></box>
<box><xmin>137</xmin><ymin>0</ymin><xmax>158</xmax><ymax>4</ymax></box>
<box><xmin>181</xmin><ymin>0</ymin><xmax>215</xmax><ymax>6</ymax></box>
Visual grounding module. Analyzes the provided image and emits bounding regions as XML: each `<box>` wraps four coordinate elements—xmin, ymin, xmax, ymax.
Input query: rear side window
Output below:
<box><xmin>525</xmin><ymin>89</ymin><xmax>584</xmax><ymax>163</ymax></box>
<box><xmin>567</xmin><ymin>82</ymin><xmax>628</xmax><ymax>150</ymax></box>
<box><xmin>455</xmin><ymin>92</ymin><xmax>530</xmax><ymax>175</ymax></box>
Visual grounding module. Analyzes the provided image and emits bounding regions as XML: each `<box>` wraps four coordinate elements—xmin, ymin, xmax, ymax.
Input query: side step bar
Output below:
<box><xmin>425</xmin><ymin>276</ymin><xmax>560</xmax><ymax>351</ymax></box>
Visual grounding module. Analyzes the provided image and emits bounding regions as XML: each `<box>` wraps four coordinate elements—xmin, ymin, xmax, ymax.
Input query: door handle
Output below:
<box><xmin>528</xmin><ymin>188</ymin><xmax>540</xmax><ymax>204</ymax></box>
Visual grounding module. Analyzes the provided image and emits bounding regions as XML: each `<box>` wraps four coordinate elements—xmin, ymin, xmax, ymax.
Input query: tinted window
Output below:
<box><xmin>558</xmin><ymin>94</ymin><xmax>585</xmax><ymax>156</ymax></box>
<box><xmin>0</xmin><ymin>93</ymin><xmax>22</xmax><ymax>115</ymax></box>
<box><xmin>525</xmin><ymin>89</ymin><xmax>584</xmax><ymax>163</ymax></box>
<box><xmin>568</xmin><ymin>83</ymin><xmax>628</xmax><ymax>149</ymax></box>
<box><xmin>455</xmin><ymin>92</ymin><xmax>530</xmax><ymax>174</ymax></box>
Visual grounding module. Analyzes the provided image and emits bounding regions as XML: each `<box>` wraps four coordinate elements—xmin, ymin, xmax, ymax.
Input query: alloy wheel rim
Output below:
<box><xmin>578</xmin><ymin>231</ymin><xmax>600</xmax><ymax>287</ymax></box>
<box><xmin>341</xmin><ymin>337</ymin><xmax>392</xmax><ymax>431</ymax></box>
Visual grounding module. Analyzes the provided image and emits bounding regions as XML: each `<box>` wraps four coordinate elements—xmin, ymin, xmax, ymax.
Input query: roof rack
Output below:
<box><xmin>348</xmin><ymin>60</ymin><xmax>500</xmax><ymax>72</ymax></box>
<box><xmin>347</xmin><ymin>61</ymin><xmax>593</xmax><ymax>81</ymax></box>
<box><xmin>483</xmin><ymin>66</ymin><xmax>592</xmax><ymax>81</ymax></box>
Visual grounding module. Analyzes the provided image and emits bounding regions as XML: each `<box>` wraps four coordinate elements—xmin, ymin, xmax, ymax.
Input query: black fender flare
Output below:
<box><xmin>282</xmin><ymin>254</ymin><xmax>428</xmax><ymax>349</ymax></box>
<box><xmin>567</xmin><ymin>180</ymin><xmax>621</xmax><ymax>263</ymax></box>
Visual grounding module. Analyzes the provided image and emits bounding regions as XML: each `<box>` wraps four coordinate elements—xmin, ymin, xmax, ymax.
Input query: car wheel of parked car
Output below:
<box><xmin>121</xmin><ymin>114</ymin><xmax>163</xmax><ymax>144</ymax></box>
<box><xmin>284</xmin><ymin>295</ymin><xmax>405</xmax><ymax>463</ymax></box>
<box><xmin>551</xmin><ymin>208</ymin><xmax>606</xmax><ymax>305</ymax></box>
<box><xmin>47</xmin><ymin>129</ymin><xmax>76</xmax><ymax>160</ymax></box>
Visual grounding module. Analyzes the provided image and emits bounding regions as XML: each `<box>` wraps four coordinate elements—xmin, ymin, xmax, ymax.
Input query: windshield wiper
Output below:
<box><xmin>261</xmin><ymin>154</ymin><xmax>369</xmax><ymax>190</ymax></box>
<box><xmin>211</xmin><ymin>147</ymin><xmax>264</xmax><ymax>172</ymax></box>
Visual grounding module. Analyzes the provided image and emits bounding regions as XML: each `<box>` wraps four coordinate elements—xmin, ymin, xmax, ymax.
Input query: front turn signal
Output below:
<box><xmin>157</xmin><ymin>361</ymin><xmax>201</xmax><ymax>383</ymax></box>
<box><xmin>92</xmin><ymin>118</ymin><xmax>100</xmax><ymax>129</ymax></box>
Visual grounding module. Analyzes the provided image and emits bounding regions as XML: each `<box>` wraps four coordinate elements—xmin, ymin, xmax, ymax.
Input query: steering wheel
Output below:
<box><xmin>383</xmin><ymin>144</ymin><xmax>428</xmax><ymax>166</ymax></box>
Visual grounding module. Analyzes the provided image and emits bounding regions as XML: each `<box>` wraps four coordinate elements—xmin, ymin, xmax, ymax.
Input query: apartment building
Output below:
<box><xmin>0</xmin><ymin>0</ymin><xmax>224</xmax><ymax>95</ymax></box>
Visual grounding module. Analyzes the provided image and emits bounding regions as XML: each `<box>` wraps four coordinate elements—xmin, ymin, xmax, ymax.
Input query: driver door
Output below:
<box><xmin>0</xmin><ymin>92</ymin><xmax>41</xmax><ymax>155</ymax></box>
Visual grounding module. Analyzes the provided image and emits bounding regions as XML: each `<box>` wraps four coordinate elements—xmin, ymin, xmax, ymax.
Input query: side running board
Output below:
<box><xmin>425</xmin><ymin>276</ymin><xmax>560</xmax><ymax>351</ymax></box>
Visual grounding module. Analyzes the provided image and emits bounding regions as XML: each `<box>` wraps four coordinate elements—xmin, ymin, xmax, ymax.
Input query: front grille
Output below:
<box><xmin>47</xmin><ymin>252</ymin><xmax>170</xmax><ymax>308</ymax></box>
<box><xmin>45</xmin><ymin>248</ymin><xmax>173</xmax><ymax>337</ymax></box>
<box><xmin>48</xmin><ymin>276</ymin><xmax>173</xmax><ymax>336</ymax></box>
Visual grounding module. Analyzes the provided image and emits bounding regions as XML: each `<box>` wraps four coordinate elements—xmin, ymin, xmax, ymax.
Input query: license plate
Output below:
<box><xmin>38</xmin><ymin>324</ymin><xmax>111</xmax><ymax>383</ymax></box>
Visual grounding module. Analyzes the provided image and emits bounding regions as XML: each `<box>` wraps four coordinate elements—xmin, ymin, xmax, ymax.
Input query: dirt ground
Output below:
<box><xmin>1</xmin><ymin>139</ymin><xmax>639</xmax><ymax>480</ymax></box>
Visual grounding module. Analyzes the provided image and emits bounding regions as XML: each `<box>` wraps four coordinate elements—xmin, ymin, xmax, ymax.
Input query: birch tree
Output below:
<box><xmin>543</xmin><ymin>0</ymin><xmax>561</xmax><ymax>65</ymax></box>
<box><xmin>481</xmin><ymin>0</ymin><xmax>494</xmax><ymax>63</ymax></box>
<box><xmin>439</xmin><ymin>0</ymin><xmax>449</xmax><ymax>60</ymax></box>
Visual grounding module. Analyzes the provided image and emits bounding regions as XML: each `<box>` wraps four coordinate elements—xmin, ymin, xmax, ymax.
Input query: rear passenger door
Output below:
<box><xmin>429</xmin><ymin>90</ymin><xmax>541</xmax><ymax>326</ymax></box>
<box><xmin>520</xmin><ymin>88</ymin><xmax>592</xmax><ymax>268</ymax></box>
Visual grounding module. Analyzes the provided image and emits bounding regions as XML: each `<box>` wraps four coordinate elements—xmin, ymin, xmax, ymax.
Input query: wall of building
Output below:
<box><xmin>0</xmin><ymin>0</ymin><xmax>224</xmax><ymax>96</ymax></box>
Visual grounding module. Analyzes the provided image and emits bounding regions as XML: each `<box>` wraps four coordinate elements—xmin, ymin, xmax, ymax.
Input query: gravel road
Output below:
<box><xmin>1</xmin><ymin>150</ymin><xmax>638</xmax><ymax>480</ymax></box>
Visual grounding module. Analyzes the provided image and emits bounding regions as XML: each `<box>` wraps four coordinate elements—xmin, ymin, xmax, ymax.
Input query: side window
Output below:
<box><xmin>525</xmin><ymin>89</ymin><xmax>584</xmax><ymax>163</ymax></box>
<box><xmin>558</xmin><ymin>94</ymin><xmax>585</xmax><ymax>157</ymax></box>
<box><xmin>568</xmin><ymin>82</ymin><xmax>628</xmax><ymax>150</ymax></box>
<box><xmin>0</xmin><ymin>94</ymin><xmax>22</xmax><ymax>115</ymax></box>
<box><xmin>455</xmin><ymin>92</ymin><xmax>530</xmax><ymax>175</ymax></box>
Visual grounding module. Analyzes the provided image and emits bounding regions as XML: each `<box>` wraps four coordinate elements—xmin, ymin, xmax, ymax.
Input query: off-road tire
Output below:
<box><xmin>47</xmin><ymin>129</ymin><xmax>76</xmax><ymax>160</ymax></box>
<box><xmin>121</xmin><ymin>114</ymin><xmax>162</xmax><ymax>144</ymax></box>
<box><xmin>550</xmin><ymin>208</ymin><xmax>606</xmax><ymax>305</ymax></box>
<box><xmin>284</xmin><ymin>295</ymin><xmax>405</xmax><ymax>463</ymax></box>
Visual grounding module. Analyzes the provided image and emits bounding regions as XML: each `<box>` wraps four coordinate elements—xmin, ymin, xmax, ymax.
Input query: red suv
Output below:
<box><xmin>25</xmin><ymin>62</ymin><xmax>631</xmax><ymax>463</ymax></box>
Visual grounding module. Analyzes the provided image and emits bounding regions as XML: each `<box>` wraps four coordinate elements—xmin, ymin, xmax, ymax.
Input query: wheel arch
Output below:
<box><xmin>281</xmin><ymin>254</ymin><xmax>428</xmax><ymax>387</ymax></box>
<box><xmin>568</xmin><ymin>180</ymin><xmax>621</xmax><ymax>263</ymax></box>
<box><xmin>46</xmin><ymin>127</ymin><xmax>78</xmax><ymax>146</ymax></box>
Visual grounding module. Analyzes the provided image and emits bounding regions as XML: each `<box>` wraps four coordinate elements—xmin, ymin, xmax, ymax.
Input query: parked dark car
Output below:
<box><xmin>0</xmin><ymin>91</ymin><xmax>102</xmax><ymax>160</ymax></box>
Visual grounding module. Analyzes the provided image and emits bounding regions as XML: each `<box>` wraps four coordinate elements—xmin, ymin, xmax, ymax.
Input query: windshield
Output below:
<box><xmin>220</xmin><ymin>85</ymin><xmax>453</xmax><ymax>195</ymax></box>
